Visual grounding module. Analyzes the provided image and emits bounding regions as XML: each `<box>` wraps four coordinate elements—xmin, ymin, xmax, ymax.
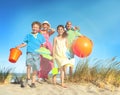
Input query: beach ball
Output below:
<box><xmin>72</xmin><ymin>36</ymin><xmax>93</xmax><ymax>58</ymax></box>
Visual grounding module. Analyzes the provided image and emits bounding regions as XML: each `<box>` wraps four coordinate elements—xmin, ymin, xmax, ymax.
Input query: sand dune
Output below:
<box><xmin>0</xmin><ymin>81</ymin><xmax>120</xmax><ymax>95</ymax></box>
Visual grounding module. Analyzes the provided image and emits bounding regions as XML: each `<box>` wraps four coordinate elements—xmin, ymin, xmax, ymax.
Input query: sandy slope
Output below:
<box><xmin>0</xmin><ymin>82</ymin><xmax>120</xmax><ymax>95</ymax></box>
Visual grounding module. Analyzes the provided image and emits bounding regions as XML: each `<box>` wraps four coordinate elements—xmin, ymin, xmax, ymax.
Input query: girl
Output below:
<box><xmin>38</xmin><ymin>21</ymin><xmax>55</xmax><ymax>81</ymax></box>
<box><xmin>52</xmin><ymin>25</ymin><xmax>74</xmax><ymax>88</ymax></box>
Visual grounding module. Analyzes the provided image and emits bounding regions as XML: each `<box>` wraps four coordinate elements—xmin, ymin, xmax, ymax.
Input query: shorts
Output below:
<box><xmin>26</xmin><ymin>52</ymin><xmax>40</xmax><ymax>71</ymax></box>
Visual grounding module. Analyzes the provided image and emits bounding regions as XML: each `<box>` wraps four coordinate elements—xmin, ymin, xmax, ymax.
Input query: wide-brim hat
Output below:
<box><xmin>42</xmin><ymin>21</ymin><xmax>51</xmax><ymax>27</ymax></box>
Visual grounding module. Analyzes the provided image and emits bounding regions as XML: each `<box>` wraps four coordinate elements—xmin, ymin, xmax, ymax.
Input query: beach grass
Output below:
<box><xmin>1</xmin><ymin>56</ymin><xmax>120</xmax><ymax>89</ymax></box>
<box><xmin>71</xmin><ymin>57</ymin><xmax>120</xmax><ymax>88</ymax></box>
<box><xmin>0</xmin><ymin>66</ymin><xmax>12</xmax><ymax>84</ymax></box>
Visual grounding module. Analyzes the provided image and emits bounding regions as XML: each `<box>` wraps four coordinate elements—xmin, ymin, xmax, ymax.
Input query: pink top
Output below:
<box><xmin>40</xmin><ymin>31</ymin><xmax>53</xmax><ymax>53</ymax></box>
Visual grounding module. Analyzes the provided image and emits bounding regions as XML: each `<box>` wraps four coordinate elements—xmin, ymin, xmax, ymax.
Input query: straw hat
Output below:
<box><xmin>42</xmin><ymin>21</ymin><xmax>51</xmax><ymax>27</ymax></box>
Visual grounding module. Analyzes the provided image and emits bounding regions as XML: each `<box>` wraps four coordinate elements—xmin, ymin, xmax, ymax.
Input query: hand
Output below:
<box><xmin>74</xmin><ymin>26</ymin><xmax>80</xmax><ymax>31</ymax></box>
<box><xmin>49</xmin><ymin>28</ymin><xmax>55</xmax><ymax>32</ymax></box>
<box><xmin>16</xmin><ymin>46</ymin><xmax>20</xmax><ymax>49</ymax></box>
<box><xmin>41</xmin><ymin>44</ymin><xmax>47</xmax><ymax>48</ymax></box>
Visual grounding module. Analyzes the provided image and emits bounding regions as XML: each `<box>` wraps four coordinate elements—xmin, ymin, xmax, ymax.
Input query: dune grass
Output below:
<box><xmin>0</xmin><ymin>66</ymin><xmax>26</xmax><ymax>84</ymax></box>
<box><xmin>1</xmin><ymin>56</ymin><xmax>120</xmax><ymax>88</ymax></box>
<box><xmin>0</xmin><ymin>66</ymin><xmax>12</xmax><ymax>83</ymax></box>
<box><xmin>72</xmin><ymin>57</ymin><xmax>120</xmax><ymax>87</ymax></box>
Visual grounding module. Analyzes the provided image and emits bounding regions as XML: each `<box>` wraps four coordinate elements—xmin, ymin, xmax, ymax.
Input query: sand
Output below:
<box><xmin>0</xmin><ymin>81</ymin><xmax>120</xmax><ymax>95</ymax></box>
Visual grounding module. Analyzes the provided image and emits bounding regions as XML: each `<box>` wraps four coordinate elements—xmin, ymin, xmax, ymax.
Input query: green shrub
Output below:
<box><xmin>0</xmin><ymin>66</ymin><xmax>12</xmax><ymax>83</ymax></box>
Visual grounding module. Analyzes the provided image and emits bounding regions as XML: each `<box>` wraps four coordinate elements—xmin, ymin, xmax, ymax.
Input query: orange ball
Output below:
<box><xmin>72</xmin><ymin>36</ymin><xmax>93</xmax><ymax>58</ymax></box>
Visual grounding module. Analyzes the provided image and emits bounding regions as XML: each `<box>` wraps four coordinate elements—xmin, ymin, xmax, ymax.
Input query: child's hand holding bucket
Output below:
<box><xmin>9</xmin><ymin>48</ymin><xmax>22</xmax><ymax>63</ymax></box>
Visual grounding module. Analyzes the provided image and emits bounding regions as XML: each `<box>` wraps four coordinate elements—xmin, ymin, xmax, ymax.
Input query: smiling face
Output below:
<box><xmin>42</xmin><ymin>23</ymin><xmax>50</xmax><ymax>31</ymax></box>
<box><xmin>57</xmin><ymin>26</ymin><xmax>64</xmax><ymax>36</ymax></box>
<box><xmin>66</xmin><ymin>21</ymin><xmax>72</xmax><ymax>30</ymax></box>
<box><xmin>32</xmin><ymin>24</ymin><xmax>40</xmax><ymax>34</ymax></box>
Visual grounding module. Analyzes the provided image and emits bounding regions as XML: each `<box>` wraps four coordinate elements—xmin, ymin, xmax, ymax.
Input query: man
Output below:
<box><xmin>65</xmin><ymin>21</ymin><xmax>82</xmax><ymax>80</ymax></box>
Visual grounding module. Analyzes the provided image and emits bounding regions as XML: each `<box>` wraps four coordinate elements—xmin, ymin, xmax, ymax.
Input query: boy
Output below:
<box><xmin>16</xmin><ymin>21</ymin><xmax>45</xmax><ymax>88</ymax></box>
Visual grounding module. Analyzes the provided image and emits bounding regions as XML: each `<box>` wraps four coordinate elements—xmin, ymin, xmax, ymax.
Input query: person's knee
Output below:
<box><xmin>27</xmin><ymin>65</ymin><xmax>31</xmax><ymax>69</ymax></box>
<box><xmin>32</xmin><ymin>70</ymin><xmax>37</xmax><ymax>75</ymax></box>
<box><xmin>69</xmin><ymin>66</ymin><xmax>73</xmax><ymax>70</ymax></box>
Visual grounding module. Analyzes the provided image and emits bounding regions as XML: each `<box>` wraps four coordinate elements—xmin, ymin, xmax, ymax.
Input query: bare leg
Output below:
<box><xmin>69</xmin><ymin>66</ymin><xmax>73</xmax><ymax>81</ymax></box>
<box><xmin>60</xmin><ymin>66</ymin><xmax>67</xmax><ymax>88</ymax></box>
<box><xmin>29</xmin><ymin>70</ymin><xmax>37</xmax><ymax>88</ymax></box>
<box><xmin>52</xmin><ymin>68</ymin><xmax>59</xmax><ymax>85</ymax></box>
<box><xmin>31</xmin><ymin>70</ymin><xmax>37</xmax><ymax>83</ymax></box>
<box><xmin>63</xmin><ymin>65</ymin><xmax>67</xmax><ymax>80</ymax></box>
<box><xmin>52</xmin><ymin>75</ymin><xmax>56</xmax><ymax>85</ymax></box>
<box><xmin>27</xmin><ymin>65</ymin><xmax>31</xmax><ymax>79</ymax></box>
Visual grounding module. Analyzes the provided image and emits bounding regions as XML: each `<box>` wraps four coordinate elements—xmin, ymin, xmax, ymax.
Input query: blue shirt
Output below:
<box><xmin>23</xmin><ymin>33</ymin><xmax>45</xmax><ymax>53</ymax></box>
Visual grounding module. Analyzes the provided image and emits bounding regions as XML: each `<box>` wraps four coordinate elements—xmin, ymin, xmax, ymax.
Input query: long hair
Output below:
<box><xmin>57</xmin><ymin>25</ymin><xmax>68</xmax><ymax>38</ymax></box>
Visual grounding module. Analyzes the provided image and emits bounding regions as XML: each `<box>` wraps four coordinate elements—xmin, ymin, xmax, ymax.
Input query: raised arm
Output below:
<box><xmin>74</xmin><ymin>26</ymin><xmax>80</xmax><ymax>32</ymax></box>
<box><xmin>48</xmin><ymin>28</ymin><xmax>55</xmax><ymax>36</ymax></box>
<box><xmin>74</xmin><ymin>26</ymin><xmax>83</xmax><ymax>37</ymax></box>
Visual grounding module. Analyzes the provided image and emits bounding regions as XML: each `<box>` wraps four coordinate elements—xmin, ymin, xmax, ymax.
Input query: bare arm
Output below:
<box><xmin>48</xmin><ymin>28</ymin><xmax>55</xmax><ymax>36</ymax></box>
<box><xmin>53</xmin><ymin>37</ymin><xmax>57</xmax><ymax>59</ymax></box>
<box><xmin>74</xmin><ymin>26</ymin><xmax>80</xmax><ymax>31</ymax></box>
<box><xmin>65</xmin><ymin>38</ymin><xmax>69</xmax><ymax>49</ymax></box>
<box><xmin>74</xmin><ymin>26</ymin><xmax>82</xmax><ymax>37</ymax></box>
<box><xmin>16</xmin><ymin>43</ymin><xmax>26</xmax><ymax>49</ymax></box>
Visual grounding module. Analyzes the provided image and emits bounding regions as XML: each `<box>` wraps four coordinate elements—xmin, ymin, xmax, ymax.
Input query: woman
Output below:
<box><xmin>38</xmin><ymin>21</ymin><xmax>55</xmax><ymax>81</ymax></box>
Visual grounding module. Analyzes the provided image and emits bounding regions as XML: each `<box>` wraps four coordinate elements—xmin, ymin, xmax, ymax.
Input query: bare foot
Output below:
<box><xmin>64</xmin><ymin>77</ymin><xmax>68</xmax><ymax>80</ymax></box>
<box><xmin>53</xmin><ymin>83</ymin><xmax>56</xmax><ymax>85</ymax></box>
<box><xmin>61</xmin><ymin>84</ymin><xmax>67</xmax><ymax>88</ymax></box>
<box><xmin>69</xmin><ymin>77</ymin><xmax>73</xmax><ymax>82</ymax></box>
<box><xmin>52</xmin><ymin>80</ymin><xmax>56</xmax><ymax>85</ymax></box>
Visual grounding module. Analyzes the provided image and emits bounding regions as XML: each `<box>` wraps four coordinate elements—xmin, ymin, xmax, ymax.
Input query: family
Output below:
<box><xmin>16</xmin><ymin>21</ymin><xmax>82</xmax><ymax>88</ymax></box>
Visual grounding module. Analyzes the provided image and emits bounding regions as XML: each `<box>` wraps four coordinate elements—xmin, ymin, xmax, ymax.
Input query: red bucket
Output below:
<box><xmin>9</xmin><ymin>48</ymin><xmax>22</xmax><ymax>63</ymax></box>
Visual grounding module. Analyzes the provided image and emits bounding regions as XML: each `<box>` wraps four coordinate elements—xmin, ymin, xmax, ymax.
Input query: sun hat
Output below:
<box><xmin>42</xmin><ymin>21</ymin><xmax>51</xmax><ymax>27</ymax></box>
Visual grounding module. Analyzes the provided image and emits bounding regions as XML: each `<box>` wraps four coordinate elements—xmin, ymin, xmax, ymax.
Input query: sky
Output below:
<box><xmin>0</xmin><ymin>0</ymin><xmax>120</xmax><ymax>73</ymax></box>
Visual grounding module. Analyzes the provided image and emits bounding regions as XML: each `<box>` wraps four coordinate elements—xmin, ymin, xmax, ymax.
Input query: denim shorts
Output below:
<box><xmin>26</xmin><ymin>52</ymin><xmax>40</xmax><ymax>71</ymax></box>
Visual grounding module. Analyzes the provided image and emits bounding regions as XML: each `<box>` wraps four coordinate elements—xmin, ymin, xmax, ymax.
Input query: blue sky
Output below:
<box><xmin>0</xmin><ymin>0</ymin><xmax>120</xmax><ymax>73</ymax></box>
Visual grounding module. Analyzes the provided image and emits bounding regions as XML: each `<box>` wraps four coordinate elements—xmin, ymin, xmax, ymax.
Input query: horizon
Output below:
<box><xmin>0</xmin><ymin>0</ymin><xmax>120</xmax><ymax>73</ymax></box>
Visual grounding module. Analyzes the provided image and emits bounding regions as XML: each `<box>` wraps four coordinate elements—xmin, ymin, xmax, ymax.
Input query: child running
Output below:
<box><xmin>16</xmin><ymin>21</ymin><xmax>45</xmax><ymax>88</ymax></box>
<box><xmin>52</xmin><ymin>25</ymin><xmax>74</xmax><ymax>88</ymax></box>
